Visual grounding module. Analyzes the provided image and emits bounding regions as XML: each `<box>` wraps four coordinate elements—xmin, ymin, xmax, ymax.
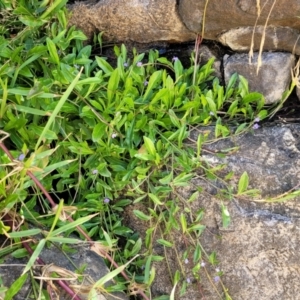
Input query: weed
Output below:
<box><xmin>0</xmin><ymin>1</ymin><xmax>271</xmax><ymax>299</ymax></box>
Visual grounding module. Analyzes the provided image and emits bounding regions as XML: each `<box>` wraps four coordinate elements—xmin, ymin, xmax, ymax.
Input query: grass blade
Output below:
<box><xmin>35</xmin><ymin>68</ymin><xmax>82</xmax><ymax>150</ymax></box>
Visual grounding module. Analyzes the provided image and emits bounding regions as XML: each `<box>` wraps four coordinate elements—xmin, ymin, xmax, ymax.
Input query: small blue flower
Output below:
<box><xmin>254</xmin><ymin>117</ymin><xmax>260</xmax><ymax>123</ymax></box>
<box><xmin>215</xmin><ymin>267</ymin><xmax>220</xmax><ymax>273</ymax></box>
<box><xmin>209</xmin><ymin>111</ymin><xmax>215</xmax><ymax>116</ymax></box>
<box><xmin>92</xmin><ymin>169</ymin><xmax>98</xmax><ymax>175</ymax></box>
<box><xmin>18</xmin><ymin>153</ymin><xmax>25</xmax><ymax>161</ymax></box>
<box><xmin>104</xmin><ymin>198</ymin><xmax>110</xmax><ymax>204</ymax></box>
<box><xmin>201</xmin><ymin>261</ymin><xmax>206</xmax><ymax>267</ymax></box>
<box><xmin>74</xmin><ymin>64</ymin><xmax>79</xmax><ymax>69</ymax></box>
<box><xmin>184</xmin><ymin>258</ymin><xmax>189</xmax><ymax>264</ymax></box>
<box><xmin>172</xmin><ymin>56</ymin><xmax>179</xmax><ymax>62</ymax></box>
<box><xmin>253</xmin><ymin>123</ymin><xmax>260</xmax><ymax>130</ymax></box>
<box><xmin>123</xmin><ymin>62</ymin><xmax>128</xmax><ymax>67</ymax></box>
<box><xmin>111</xmin><ymin>133</ymin><xmax>117</xmax><ymax>138</ymax></box>
<box><xmin>144</xmin><ymin>80</ymin><xmax>148</xmax><ymax>86</ymax></box>
<box><xmin>136</xmin><ymin>62</ymin><xmax>143</xmax><ymax>67</ymax></box>
<box><xmin>214</xmin><ymin>276</ymin><xmax>220</xmax><ymax>283</ymax></box>
<box><xmin>186</xmin><ymin>277</ymin><xmax>191</xmax><ymax>284</ymax></box>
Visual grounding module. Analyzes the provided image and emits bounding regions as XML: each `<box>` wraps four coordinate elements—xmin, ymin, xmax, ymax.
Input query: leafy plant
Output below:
<box><xmin>0</xmin><ymin>1</ymin><xmax>270</xmax><ymax>299</ymax></box>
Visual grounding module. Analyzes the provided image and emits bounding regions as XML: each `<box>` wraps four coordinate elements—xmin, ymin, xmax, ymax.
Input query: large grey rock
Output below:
<box><xmin>218</xmin><ymin>26</ymin><xmax>300</xmax><ymax>55</ymax></box>
<box><xmin>68</xmin><ymin>0</ymin><xmax>300</xmax><ymax>56</ymax></box>
<box><xmin>68</xmin><ymin>0</ymin><xmax>195</xmax><ymax>43</ymax></box>
<box><xmin>123</xmin><ymin>123</ymin><xmax>300</xmax><ymax>299</ymax></box>
<box><xmin>0</xmin><ymin>237</ymin><xmax>128</xmax><ymax>300</ymax></box>
<box><xmin>178</xmin><ymin>0</ymin><xmax>300</xmax><ymax>53</ymax></box>
<box><xmin>224</xmin><ymin>52</ymin><xmax>295</xmax><ymax>104</ymax></box>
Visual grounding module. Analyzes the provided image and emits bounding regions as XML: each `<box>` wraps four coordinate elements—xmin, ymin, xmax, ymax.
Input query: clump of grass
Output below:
<box><xmin>0</xmin><ymin>0</ymin><xmax>270</xmax><ymax>299</ymax></box>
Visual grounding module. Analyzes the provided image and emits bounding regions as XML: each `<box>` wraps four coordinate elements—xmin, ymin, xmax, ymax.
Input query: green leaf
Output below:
<box><xmin>14</xmin><ymin>105</ymin><xmax>50</xmax><ymax>116</ymax></box>
<box><xmin>180</xmin><ymin>213</ymin><xmax>187</xmax><ymax>233</ymax></box>
<box><xmin>133</xmin><ymin>210</ymin><xmax>152</xmax><ymax>221</ymax></box>
<box><xmin>193</xmin><ymin>243</ymin><xmax>201</xmax><ymax>263</ymax></box>
<box><xmin>107</xmin><ymin>68</ymin><xmax>120</xmax><ymax>103</ymax></box>
<box><xmin>47</xmin><ymin>237</ymin><xmax>81</xmax><ymax>244</ymax></box>
<box><xmin>144</xmin><ymin>255</ymin><xmax>152</xmax><ymax>284</ymax></box>
<box><xmin>92</xmin><ymin>122</ymin><xmax>106</xmax><ymax>142</ymax></box>
<box><xmin>8</xmin><ymin>229</ymin><xmax>41</xmax><ymax>238</ymax></box>
<box><xmin>4</xmin><ymin>273</ymin><xmax>28</xmax><ymax>300</ymax></box>
<box><xmin>143</xmin><ymin>136</ymin><xmax>156</xmax><ymax>156</ymax></box>
<box><xmin>221</xmin><ymin>202</ymin><xmax>231</xmax><ymax>228</ymax></box>
<box><xmin>143</xmin><ymin>70</ymin><xmax>162</xmax><ymax>100</ymax></box>
<box><xmin>159</xmin><ymin>172</ymin><xmax>173</xmax><ymax>185</ymax></box>
<box><xmin>90</xmin><ymin>256</ymin><xmax>138</xmax><ymax>293</ymax></box>
<box><xmin>22</xmin><ymin>239</ymin><xmax>46</xmax><ymax>275</ymax></box>
<box><xmin>96</xmin><ymin>56</ymin><xmax>114</xmax><ymax>74</ymax></box>
<box><xmin>157</xmin><ymin>239</ymin><xmax>173</xmax><ymax>247</ymax></box>
<box><xmin>148</xmin><ymin>193</ymin><xmax>163</xmax><ymax>205</ymax></box>
<box><xmin>174</xmin><ymin>59</ymin><xmax>183</xmax><ymax>82</ymax></box>
<box><xmin>46</xmin><ymin>38</ymin><xmax>60</xmax><ymax>64</ymax></box>
<box><xmin>35</xmin><ymin>67</ymin><xmax>83</xmax><ymax>150</ymax></box>
<box><xmin>41</xmin><ymin>0</ymin><xmax>68</xmax><ymax>19</ymax></box>
<box><xmin>238</xmin><ymin>171</ymin><xmax>249</xmax><ymax>194</ymax></box>
<box><xmin>50</xmin><ymin>214</ymin><xmax>97</xmax><ymax>237</ymax></box>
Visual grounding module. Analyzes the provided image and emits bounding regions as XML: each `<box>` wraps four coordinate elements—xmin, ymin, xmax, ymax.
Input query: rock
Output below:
<box><xmin>68</xmin><ymin>0</ymin><xmax>300</xmax><ymax>55</ymax></box>
<box><xmin>123</xmin><ymin>123</ymin><xmax>300</xmax><ymax>299</ymax></box>
<box><xmin>218</xmin><ymin>26</ymin><xmax>300</xmax><ymax>54</ymax></box>
<box><xmin>186</xmin><ymin>123</ymin><xmax>300</xmax><ymax>299</ymax></box>
<box><xmin>198</xmin><ymin>45</ymin><xmax>222</xmax><ymax>79</ymax></box>
<box><xmin>223</xmin><ymin>52</ymin><xmax>295</xmax><ymax>104</ymax></box>
<box><xmin>0</xmin><ymin>236</ymin><xmax>128</xmax><ymax>300</ymax></box>
<box><xmin>68</xmin><ymin>0</ymin><xmax>195</xmax><ymax>43</ymax></box>
<box><xmin>178</xmin><ymin>0</ymin><xmax>300</xmax><ymax>53</ymax></box>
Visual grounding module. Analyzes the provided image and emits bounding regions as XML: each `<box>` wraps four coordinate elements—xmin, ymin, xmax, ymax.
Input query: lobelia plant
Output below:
<box><xmin>0</xmin><ymin>0</ymin><xmax>271</xmax><ymax>299</ymax></box>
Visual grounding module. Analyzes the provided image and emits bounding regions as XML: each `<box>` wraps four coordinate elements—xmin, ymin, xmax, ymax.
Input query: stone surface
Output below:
<box><xmin>68</xmin><ymin>0</ymin><xmax>195</xmax><ymax>43</ymax></box>
<box><xmin>69</xmin><ymin>0</ymin><xmax>300</xmax><ymax>55</ymax></box>
<box><xmin>224</xmin><ymin>52</ymin><xmax>295</xmax><ymax>104</ymax></box>
<box><xmin>178</xmin><ymin>0</ymin><xmax>300</xmax><ymax>53</ymax></box>
<box><xmin>218</xmin><ymin>26</ymin><xmax>300</xmax><ymax>55</ymax></box>
<box><xmin>0</xmin><ymin>237</ymin><xmax>128</xmax><ymax>300</ymax></box>
<box><xmin>123</xmin><ymin>123</ymin><xmax>300</xmax><ymax>299</ymax></box>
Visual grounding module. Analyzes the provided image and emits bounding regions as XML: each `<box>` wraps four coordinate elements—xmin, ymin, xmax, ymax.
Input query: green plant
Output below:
<box><xmin>0</xmin><ymin>1</ymin><xmax>271</xmax><ymax>299</ymax></box>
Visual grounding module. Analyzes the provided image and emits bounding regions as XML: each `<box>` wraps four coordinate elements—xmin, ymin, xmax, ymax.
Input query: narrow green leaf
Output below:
<box><xmin>14</xmin><ymin>105</ymin><xmax>50</xmax><ymax>116</ymax></box>
<box><xmin>50</xmin><ymin>214</ymin><xmax>97</xmax><ymax>237</ymax></box>
<box><xmin>143</xmin><ymin>136</ymin><xmax>156</xmax><ymax>156</ymax></box>
<box><xmin>238</xmin><ymin>171</ymin><xmax>249</xmax><ymax>194</ymax></box>
<box><xmin>144</xmin><ymin>255</ymin><xmax>152</xmax><ymax>284</ymax></box>
<box><xmin>42</xmin><ymin>159</ymin><xmax>76</xmax><ymax>174</ymax></box>
<box><xmin>90</xmin><ymin>256</ymin><xmax>138</xmax><ymax>291</ymax></box>
<box><xmin>4</xmin><ymin>273</ymin><xmax>28</xmax><ymax>300</ymax></box>
<box><xmin>180</xmin><ymin>213</ymin><xmax>187</xmax><ymax>233</ymax></box>
<box><xmin>35</xmin><ymin>68</ymin><xmax>82</xmax><ymax>150</ymax></box>
<box><xmin>193</xmin><ymin>243</ymin><xmax>201</xmax><ymax>263</ymax></box>
<box><xmin>8</xmin><ymin>229</ymin><xmax>41</xmax><ymax>238</ymax></box>
<box><xmin>96</xmin><ymin>56</ymin><xmax>114</xmax><ymax>74</ymax></box>
<box><xmin>157</xmin><ymin>239</ymin><xmax>173</xmax><ymax>247</ymax></box>
<box><xmin>148</xmin><ymin>193</ymin><xmax>163</xmax><ymax>205</ymax></box>
<box><xmin>46</xmin><ymin>38</ymin><xmax>59</xmax><ymax>64</ymax></box>
<box><xmin>107</xmin><ymin>68</ymin><xmax>120</xmax><ymax>102</ymax></box>
<box><xmin>22</xmin><ymin>239</ymin><xmax>46</xmax><ymax>275</ymax></box>
<box><xmin>47</xmin><ymin>237</ymin><xmax>81</xmax><ymax>244</ymax></box>
<box><xmin>159</xmin><ymin>172</ymin><xmax>173</xmax><ymax>185</ymax></box>
<box><xmin>143</xmin><ymin>70</ymin><xmax>162</xmax><ymax>100</ymax></box>
<box><xmin>133</xmin><ymin>210</ymin><xmax>152</xmax><ymax>221</ymax></box>
<box><xmin>221</xmin><ymin>202</ymin><xmax>231</xmax><ymax>228</ymax></box>
<box><xmin>41</xmin><ymin>0</ymin><xmax>68</xmax><ymax>19</ymax></box>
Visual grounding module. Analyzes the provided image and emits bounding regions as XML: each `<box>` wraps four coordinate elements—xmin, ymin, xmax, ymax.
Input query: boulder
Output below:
<box><xmin>178</xmin><ymin>0</ymin><xmax>300</xmax><ymax>53</ymax></box>
<box><xmin>123</xmin><ymin>123</ymin><xmax>300</xmax><ymax>299</ymax></box>
<box><xmin>224</xmin><ymin>52</ymin><xmax>295</xmax><ymax>104</ymax></box>
<box><xmin>0</xmin><ymin>236</ymin><xmax>128</xmax><ymax>300</ymax></box>
<box><xmin>68</xmin><ymin>0</ymin><xmax>195</xmax><ymax>43</ymax></box>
